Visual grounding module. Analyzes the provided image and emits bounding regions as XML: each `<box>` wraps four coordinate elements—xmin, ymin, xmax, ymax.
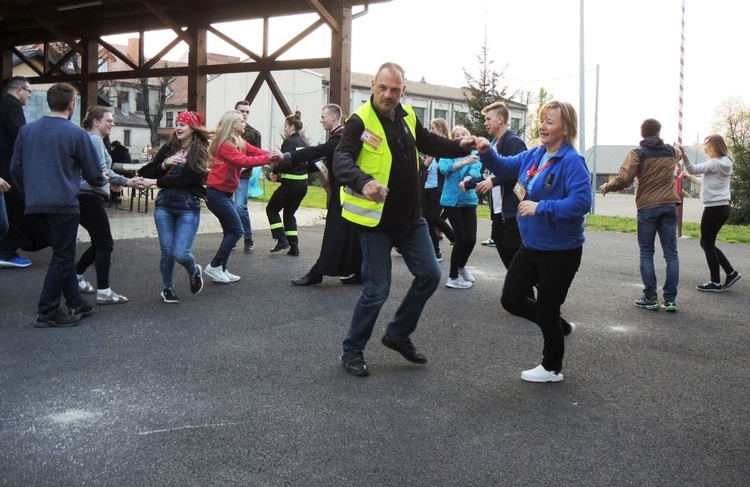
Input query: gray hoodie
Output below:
<box><xmin>683</xmin><ymin>155</ymin><xmax>732</xmax><ymax>207</ymax></box>
<box><xmin>80</xmin><ymin>133</ymin><xmax>129</xmax><ymax>198</ymax></box>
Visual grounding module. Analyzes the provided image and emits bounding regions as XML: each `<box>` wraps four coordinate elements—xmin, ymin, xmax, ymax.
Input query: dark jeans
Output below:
<box><xmin>500</xmin><ymin>245</ymin><xmax>582</xmax><ymax>373</ymax></box>
<box><xmin>266</xmin><ymin>179</ymin><xmax>307</xmax><ymax>244</ymax></box>
<box><xmin>443</xmin><ymin>206</ymin><xmax>477</xmax><ymax>278</ymax></box>
<box><xmin>206</xmin><ymin>188</ymin><xmax>243</xmax><ymax>270</ymax></box>
<box><xmin>342</xmin><ymin>218</ymin><xmax>441</xmax><ymax>353</ymax></box>
<box><xmin>637</xmin><ymin>204</ymin><xmax>679</xmax><ymax>302</ymax></box>
<box><xmin>700</xmin><ymin>205</ymin><xmax>734</xmax><ymax>283</ymax></box>
<box><xmin>422</xmin><ymin>187</ymin><xmax>455</xmax><ymax>252</ymax></box>
<box><xmin>76</xmin><ymin>193</ymin><xmax>114</xmax><ymax>290</ymax></box>
<box><xmin>34</xmin><ymin>213</ymin><xmax>83</xmax><ymax>314</ymax></box>
<box><xmin>0</xmin><ymin>193</ymin><xmax>7</xmax><ymax>240</ymax></box>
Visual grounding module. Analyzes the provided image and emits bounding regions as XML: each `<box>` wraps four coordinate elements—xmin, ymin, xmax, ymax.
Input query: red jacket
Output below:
<box><xmin>207</xmin><ymin>142</ymin><xmax>269</xmax><ymax>193</ymax></box>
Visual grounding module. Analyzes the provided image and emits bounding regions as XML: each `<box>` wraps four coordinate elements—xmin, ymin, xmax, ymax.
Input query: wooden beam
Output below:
<box><xmin>207</xmin><ymin>26</ymin><xmax>261</xmax><ymax>62</ymax></box>
<box><xmin>36</xmin><ymin>20</ymin><xmax>86</xmax><ymax>56</ymax></box>
<box><xmin>186</xmin><ymin>25</ymin><xmax>207</xmax><ymax>114</ymax></box>
<box><xmin>329</xmin><ymin>3</ymin><xmax>352</xmax><ymax>115</ymax></box>
<box><xmin>97</xmin><ymin>37</ymin><xmax>139</xmax><ymax>70</ymax></box>
<box><xmin>142</xmin><ymin>36</ymin><xmax>182</xmax><ymax>70</ymax></box>
<box><xmin>304</xmin><ymin>0</ymin><xmax>339</xmax><ymax>32</ymax></box>
<box><xmin>141</xmin><ymin>2</ymin><xmax>193</xmax><ymax>47</ymax></box>
<box><xmin>1</xmin><ymin>49</ymin><xmax>12</xmax><ymax>81</ymax></box>
<box><xmin>10</xmin><ymin>47</ymin><xmax>43</xmax><ymax>76</ymax></box>
<box><xmin>244</xmin><ymin>74</ymin><xmax>266</xmax><ymax>106</ymax></box>
<box><xmin>46</xmin><ymin>47</ymin><xmax>77</xmax><ymax>76</ymax></box>
<box><xmin>264</xmin><ymin>72</ymin><xmax>291</xmax><ymax>116</ymax></box>
<box><xmin>269</xmin><ymin>18</ymin><xmax>326</xmax><ymax>61</ymax></box>
<box><xmin>78</xmin><ymin>37</ymin><xmax>99</xmax><ymax>119</ymax></box>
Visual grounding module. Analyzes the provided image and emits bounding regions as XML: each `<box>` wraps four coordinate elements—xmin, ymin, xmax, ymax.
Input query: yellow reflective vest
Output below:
<box><xmin>341</xmin><ymin>102</ymin><xmax>418</xmax><ymax>227</ymax></box>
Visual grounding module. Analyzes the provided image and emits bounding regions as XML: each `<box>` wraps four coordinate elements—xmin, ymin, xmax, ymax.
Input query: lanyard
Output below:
<box><xmin>526</xmin><ymin>158</ymin><xmax>553</xmax><ymax>180</ymax></box>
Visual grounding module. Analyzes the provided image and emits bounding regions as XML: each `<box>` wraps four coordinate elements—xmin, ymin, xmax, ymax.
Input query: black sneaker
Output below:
<box><xmin>381</xmin><ymin>332</ymin><xmax>427</xmax><ymax>364</ymax></box>
<box><xmin>35</xmin><ymin>309</ymin><xmax>81</xmax><ymax>328</ymax></box>
<box><xmin>270</xmin><ymin>239</ymin><xmax>290</xmax><ymax>253</ymax></box>
<box><xmin>244</xmin><ymin>238</ymin><xmax>255</xmax><ymax>253</ymax></box>
<box><xmin>161</xmin><ymin>286</ymin><xmax>180</xmax><ymax>303</ymax></box>
<box><xmin>723</xmin><ymin>271</ymin><xmax>741</xmax><ymax>290</ymax></box>
<box><xmin>190</xmin><ymin>264</ymin><xmax>204</xmax><ymax>294</ymax></box>
<box><xmin>435</xmin><ymin>250</ymin><xmax>442</xmax><ymax>262</ymax></box>
<box><xmin>634</xmin><ymin>295</ymin><xmax>659</xmax><ymax>310</ymax></box>
<box><xmin>68</xmin><ymin>299</ymin><xmax>94</xmax><ymax>318</ymax></box>
<box><xmin>697</xmin><ymin>281</ymin><xmax>722</xmax><ymax>292</ymax></box>
<box><xmin>340</xmin><ymin>351</ymin><xmax>369</xmax><ymax>377</ymax></box>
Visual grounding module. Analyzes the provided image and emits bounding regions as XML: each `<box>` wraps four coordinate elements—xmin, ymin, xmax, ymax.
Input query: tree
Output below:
<box><xmin>525</xmin><ymin>87</ymin><xmax>554</xmax><ymax>145</ymax></box>
<box><xmin>455</xmin><ymin>38</ymin><xmax>516</xmax><ymax>139</ymax></box>
<box><xmin>137</xmin><ymin>72</ymin><xmax>175</xmax><ymax>148</ymax></box>
<box><xmin>713</xmin><ymin>97</ymin><xmax>750</xmax><ymax>224</ymax></box>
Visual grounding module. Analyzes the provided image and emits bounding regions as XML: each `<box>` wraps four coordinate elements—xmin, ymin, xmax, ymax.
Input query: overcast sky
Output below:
<box><xmin>106</xmin><ymin>0</ymin><xmax>748</xmax><ymax>149</ymax></box>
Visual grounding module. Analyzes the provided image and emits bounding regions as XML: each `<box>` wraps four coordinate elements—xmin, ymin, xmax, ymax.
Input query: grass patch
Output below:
<box><xmin>251</xmin><ymin>181</ymin><xmax>749</xmax><ymax>244</ymax></box>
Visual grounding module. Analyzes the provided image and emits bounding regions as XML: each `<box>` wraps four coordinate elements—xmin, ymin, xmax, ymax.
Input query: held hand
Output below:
<box><xmin>463</xmin><ymin>154</ymin><xmax>479</xmax><ymax>166</ymax></box>
<box><xmin>269</xmin><ymin>148</ymin><xmax>284</xmax><ymax>162</ymax></box>
<box><xmin>0</xmin><ymin>177</ymin><xmax>10</xmax><ymax>193</ymax></box>
<box><xmin>362</xmin><ymin>180</ymin><xmax>389</xmax><ymax>203</ymax></box>
<box><xmin>458</xmin><ymin>181</ymin><xmax>467</xmax><ymax>192</ymax></box>
<box><xmin>475</xmin><ymin>137</ymin><xmax>491</xmax><ymax>154</ymax></box>
<box><xmin>269</xmin><ymin>173</ymin><xmax>277</xmax><ymax>182</ymax></box>
<box><xmin>518</xmin><ymin>200</ymin><xmax>539</xmax><ymax>217</ymax></box>
<box><xmin>475</xmin><ymin>179</ymin><xmax>494</xmax><ymax>194</ymax></box>
<box><xmin>598</xmin><ymin>183</ymin><xmax>608</xmax><ymax>195</ymax></box>
<box><xmin>424</xmin><ymin>156</ymin><xmax>434</xmax><ymax>166</ymax></box>
<box><xmin>459</xmin><ymin>136</ymin><xmax>477</xmax><ymax>152</ymax></box>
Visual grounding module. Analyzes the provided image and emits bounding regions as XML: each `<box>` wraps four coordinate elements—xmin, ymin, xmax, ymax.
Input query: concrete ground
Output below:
<box><xmin>1</xmin><ymin>205</ymin><xmax>748</xmax><ymax>486</ymax></box>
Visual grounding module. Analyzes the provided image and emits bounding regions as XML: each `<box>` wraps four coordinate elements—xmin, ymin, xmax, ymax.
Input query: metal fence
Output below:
<box><xmin>589</xmin><ymin>191</ymin><xmax>703</xmax><ymax>223</ymax></box>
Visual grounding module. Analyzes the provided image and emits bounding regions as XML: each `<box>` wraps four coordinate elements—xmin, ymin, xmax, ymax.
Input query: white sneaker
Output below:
<box><xmin>458</xmin><ymin>267</ymin><xmax>475</xmax><ymax>283</ymax></box>
<box><xmin>204</xmin><ymin>264</ymin><xmax>230</xmax><ymax>283</ymax></box>
<box><xmin>446</xmin><ymin>277</ymin><xmax>472</xmax><ymax>289</ymax></box>
<box><xmin>521</xmin><ymin>364</ymin><xmax>563</xmax><ymax>383</ymax></box>
<box><xmin>223</xmin><ymin>269</ymin><xmax>241</xmax><ymax>282</ymax></box>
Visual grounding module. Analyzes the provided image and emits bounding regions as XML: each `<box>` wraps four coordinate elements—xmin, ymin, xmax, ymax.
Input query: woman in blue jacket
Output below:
<box><xmin>440</xmin><ymin>126</ymin><xmax>482</xmax><ymax>289</ymax></box>
<box><xmin>477</xmin><ymin>101</ymin><xmax>591</xmax><ymax>383</ymax></box>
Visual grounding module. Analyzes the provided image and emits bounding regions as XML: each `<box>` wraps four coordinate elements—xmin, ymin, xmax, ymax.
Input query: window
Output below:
<box><xmin>123</xmin><ymin>129</ymin><xmax>131</xmax><ymax>147</ymax></box>
<box><xmin>135</xmin><ymin>92</ymin><xmax>147</xmax><ymax>112</ymax></box>
<box><xmin>166</xmin><ymin>111</ymin><xmax>174</xmax><ymax>128</ymax></box>
<box><xmin>511</xmin><ymin>118</ymin><xmax>521</xmax><ymax>132</ymax></box>
<box><xmin>434</xmin><ymin>109</ymin><xmax>447</xmax><ymax>120</ymax></box>
<box><xmin>413</xmin><ymin>107</ymin><xmax>425</xmax><ymax>123</ymax></box>
<box><xmin>117</xmin><ymin>91</ymin><xmax>129</xmax><ymax>110</ymax></box>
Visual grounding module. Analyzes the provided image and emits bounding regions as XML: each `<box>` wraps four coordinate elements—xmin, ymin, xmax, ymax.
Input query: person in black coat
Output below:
<box><xmin>271</xmin><ymin>104</ymin><xmax>362</xmax><ymax>286</ymax></box>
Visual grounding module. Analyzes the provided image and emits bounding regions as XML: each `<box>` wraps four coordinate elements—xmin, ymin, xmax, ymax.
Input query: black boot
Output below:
<box><xmin>270</xmin><ymin>237</ymin><xmax>290</xmax><ymax>253</ymax></box>
<box><xmin>287</xmin><ymin>243</ymin><xmax>299</xmax><ymax>256</ymax></box>
<box><xmin>292</xmin><ymin>270</ymin><xmax>322</xmax><ymax>286</ymax></box>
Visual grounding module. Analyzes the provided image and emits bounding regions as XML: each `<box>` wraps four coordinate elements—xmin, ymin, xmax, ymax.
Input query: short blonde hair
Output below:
<box><xmin>430</xmin><ymin>118</ymin><xmax>449</xmax><ymax>137</ymax></box>
<box><xmin>540</xmin><ymin>101</ymin><xmax>578</xmax><ymax>147</ymax></box>
<box><xmin>450</xmin><ymin>125</ymin><xmax>471</xmax><ymax>139</ymax></box>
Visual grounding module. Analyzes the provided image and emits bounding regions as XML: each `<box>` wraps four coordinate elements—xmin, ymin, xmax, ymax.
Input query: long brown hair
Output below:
<box><xmin>704</xmin><ymin>134</ymin><xmax>733</xmax><ymax>161</ymax></box>
<box><xmin>165</xmin><ymin>126</ymin><xmax>211</xmax><ymax>174</ymax></box>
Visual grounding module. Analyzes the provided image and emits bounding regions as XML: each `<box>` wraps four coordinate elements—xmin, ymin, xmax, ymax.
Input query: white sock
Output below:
<box><xmin>98</xmin><ymin>288</ymin><xmax>111</xmax><ymax>296</ymax></box>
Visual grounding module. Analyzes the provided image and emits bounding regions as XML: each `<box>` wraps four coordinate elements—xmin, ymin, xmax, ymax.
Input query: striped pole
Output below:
<box><xmin>676</xmin><ymin>0</ymin><xmax>686</xmax><ymax>236</ymax></box>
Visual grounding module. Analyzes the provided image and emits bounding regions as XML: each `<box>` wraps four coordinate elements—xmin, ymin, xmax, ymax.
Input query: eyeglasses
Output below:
<box><xmin>20</xmin><ymin>87</ymin><xmax>32</xmax><ymax>93</ymax></box>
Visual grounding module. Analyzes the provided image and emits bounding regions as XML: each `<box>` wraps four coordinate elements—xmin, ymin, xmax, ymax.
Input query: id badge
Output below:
<box><xmin>513</xmin><ymin>180</ymin><xmax>527</xmax><ymax>201</ymax></box>
<box><xmin>360</xmin><ymin>129</ymin><xmax>383</xmax><ymax>150</ymax></box>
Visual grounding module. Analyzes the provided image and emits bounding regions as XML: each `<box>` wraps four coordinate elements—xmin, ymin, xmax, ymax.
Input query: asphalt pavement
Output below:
<box><xmin>1</xmin><ymin>219</ymin><xmax>748</xmax><ymax>486</ymax></box>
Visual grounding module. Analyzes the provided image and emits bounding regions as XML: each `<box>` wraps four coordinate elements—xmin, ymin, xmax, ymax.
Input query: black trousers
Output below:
<box><xmin>700</xmin><ymin>205</ymin><xmax>735</xmax><ymax>283</ymax></box>
<box><xmin>491</xmin><ymin>212</ymin><xmax>522</xmax><ymax>270</ymax></box>
<box><xmin>33</xmin><ymin>213</ymin><xmax>83</xmax><ymax>314</ymax></box>
<box><xmin>421</xmin><ymin>187</ymin><xmax>455</xmax><ymax>252</ymax></box>
<box><xmin>76</xmin><ymin>193</ymin><xmax>114</xmax><ymax>289</ymax></box>
<box><xmin>501</xmin><ymin>245</ymin><xmax>582</xmax><ymax>372</ymax></box>
<box><xmin>266</xmin><ymin>179</ymin><xmax>307</xmax><ymax>244</ymax></box>
<box><xmin>443</xmin><ymin>206</ymin><xmax>477</xmax><ymax>279</ymax></box>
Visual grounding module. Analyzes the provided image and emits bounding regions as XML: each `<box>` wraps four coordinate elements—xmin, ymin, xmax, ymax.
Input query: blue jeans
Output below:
<box><xmin>206</xmin><ymin>188</ymin><xmax>243</xmax><ymax>269</ymax></box>
<box><xmin>342</xmin><ymin>218</ymin><xmax>441</xmax><ymax>353</ymax></box>
<box><xmin>234</xmin><ymin>178</ymin><xmax>253</xmax><ymax>240</ymax></box>
<box><xmin>0</xmin><ymin>193</ymin><xmax>7</xmax><ymax>240</ymax></box>
<box><xmin>637</xmin><ymin>204</ymin><xmax>679</xmax><ymax>302</ymax></box>
<box><xmin>153</xmin><ymin>192</ymin><xmax>201</xmax><ymax>288</ymax></box>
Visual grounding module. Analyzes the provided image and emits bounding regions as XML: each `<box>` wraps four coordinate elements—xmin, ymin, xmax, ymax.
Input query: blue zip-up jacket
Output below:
<box><xmin>439</xmin><ymin>152</ymin><xmax>482</xmax><ymax>207</ymax></box>
<box><xmin>478</xmin><ymin>141</ymin><xmax>591</xmax><ymax>251</ymax></box>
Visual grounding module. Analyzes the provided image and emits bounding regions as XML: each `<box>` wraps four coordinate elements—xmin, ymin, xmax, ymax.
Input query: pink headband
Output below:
<box><xmin>176</xmin><ymin>111</ymin><xmax>204</xmax><ymax>127</ymax></box>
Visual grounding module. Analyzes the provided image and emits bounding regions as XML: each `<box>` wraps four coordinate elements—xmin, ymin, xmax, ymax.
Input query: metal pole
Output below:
<box><xmin>592</xmin><ymin>64</ymin><xmax>600</xmax><ymax>214</ymax></box>
<box><xmin>676</xmin><ymin>0</ymin><xmax>686</xmax><ymax>236</ymax></box>
<box><xmin>579</xmin><ymin>0</ymin><xmax>585</xmax><ymax>155</ymax></box>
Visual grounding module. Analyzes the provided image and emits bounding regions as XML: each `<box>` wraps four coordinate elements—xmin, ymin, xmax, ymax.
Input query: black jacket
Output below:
<box><xmin>0</xmin><ymin>94</ymin><xmax>26</xmax><ymax>181</ymax></box>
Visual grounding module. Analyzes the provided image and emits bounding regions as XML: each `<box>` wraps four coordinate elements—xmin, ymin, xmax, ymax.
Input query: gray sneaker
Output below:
<box><xmin>634</xmin><ymin>296</ymin><xmax>659</xmax><ymax>310</ymax></box>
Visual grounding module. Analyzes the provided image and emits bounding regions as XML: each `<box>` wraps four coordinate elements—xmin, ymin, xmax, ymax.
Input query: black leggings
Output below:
<box><xmin>266</xmin><ymin>179</ymin><xmax>307</xmax><ymax>244</ymax></box>
<box><xmin>700</xmin><ymin>205</ymin><xmax>734</xmax><ymax>283</ymax></box>
<box><xmin>443</xmin><ymin>206</ymin><xmax>477</xmax><ymax>279</ymax></box>
<box><xmin>76</xmin><ymin>193</ymin><xmax>114</xmax><ymax>289</ymax></box>
<box><xmin>421</xmin><ymin>188</ymin><xmax>455</xmax><ymax>252</ymax></box>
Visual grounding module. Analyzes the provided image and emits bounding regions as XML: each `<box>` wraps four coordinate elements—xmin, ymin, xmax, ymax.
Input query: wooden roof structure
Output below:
<box><xmin>0</xmin><ymin>0</ymin><xmax>390</xmax><ymax>117</ymax></box>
